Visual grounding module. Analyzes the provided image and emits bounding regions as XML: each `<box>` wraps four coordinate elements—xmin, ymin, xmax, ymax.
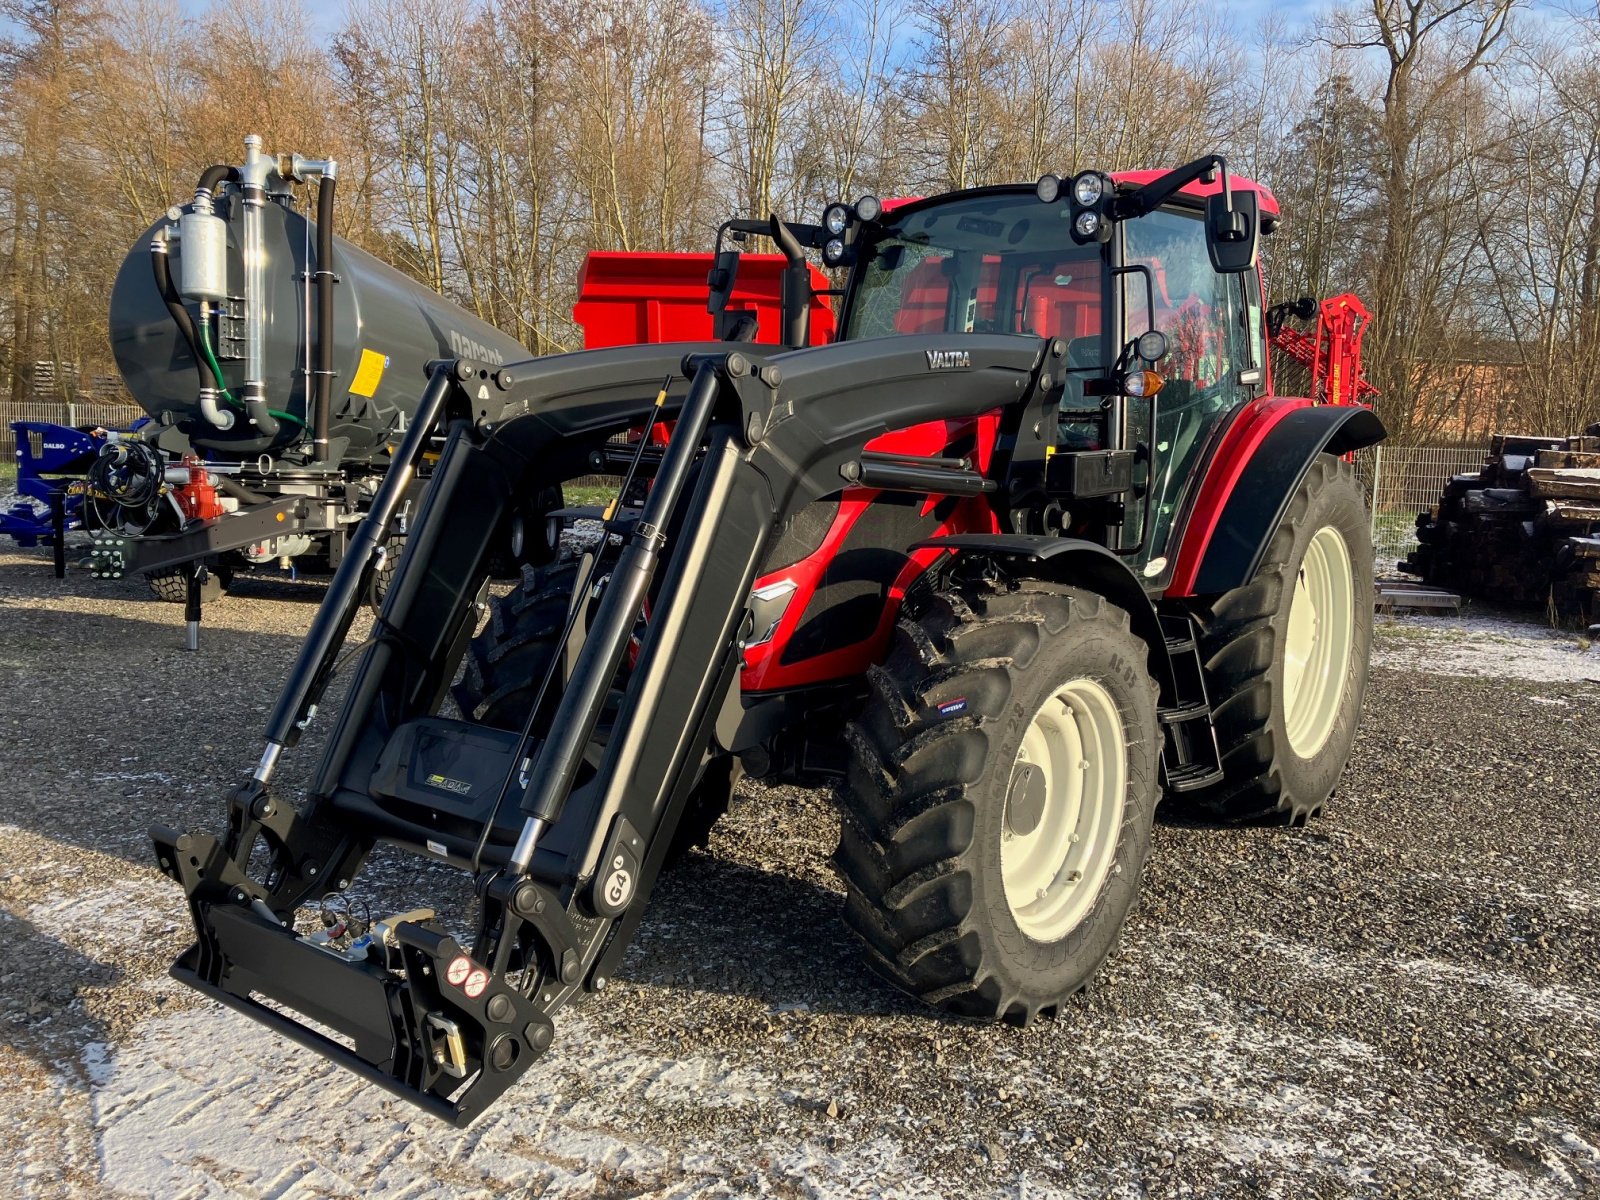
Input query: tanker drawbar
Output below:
<box><xmin>87</xmin><ymin>136</ymin><xmax>530</xmax><ymax>624</ymax></box>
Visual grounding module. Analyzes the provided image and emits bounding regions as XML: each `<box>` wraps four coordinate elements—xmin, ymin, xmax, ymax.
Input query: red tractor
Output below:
<box><xmin>152</xmin><ymin>155</ymin><xmax>1383</xmax><ymax>1124</ymax></box>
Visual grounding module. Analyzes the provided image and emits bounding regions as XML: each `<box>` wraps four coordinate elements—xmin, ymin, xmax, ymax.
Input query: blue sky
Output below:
<box><xmin>6</xmin><ymin>0</ymin><xmax>1587</xmax><ymax>68</ymax></box>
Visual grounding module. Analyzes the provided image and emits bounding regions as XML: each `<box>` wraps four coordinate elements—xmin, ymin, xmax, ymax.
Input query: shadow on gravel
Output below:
<box><xmin>633</xmin><ymin>853</ymin><xmax>953</xmax><ymax>1022</ymax></box>
<box><xmin>0</xmin><ymin>908</ymin><xmax>116</xmax><ymax>1081</ymax></box>
<box><xmin>0</xmin><ymin>612</ymin><xmax>311</xmax><ymax>873</ymax></box>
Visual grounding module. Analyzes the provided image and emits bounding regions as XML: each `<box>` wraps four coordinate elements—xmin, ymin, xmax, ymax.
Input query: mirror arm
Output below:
<box><xmin>1112</xmin><ymin>153</ymin><xmax>1230</xmax><ymax>221</ymax></box>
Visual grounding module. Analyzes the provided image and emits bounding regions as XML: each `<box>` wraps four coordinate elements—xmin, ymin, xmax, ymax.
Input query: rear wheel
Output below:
<box><xmin>837</xmin><ymin>582</ymin><xmax>1160</xmax><ymax>1023</ymax></box>
<box><xmin>1186</xmin><ymin>455</ymin><xmax>1372</xmax><ymax>823</ymax></box>
<box><xmin>146</xmin><ymin>564</ymin><xmax>230</xmax><ymax>603</ymax></box>
<box><xmin>457</xmin><ymin>555</ymin><xmax>732</xmax><ymax>866</ymax></box>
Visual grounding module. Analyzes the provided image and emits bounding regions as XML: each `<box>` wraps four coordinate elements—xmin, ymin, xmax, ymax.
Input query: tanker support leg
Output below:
<box><xmin>185</xmin><ymin>564</ymin><xmax>204</xmax><ymax>652</ymax></box>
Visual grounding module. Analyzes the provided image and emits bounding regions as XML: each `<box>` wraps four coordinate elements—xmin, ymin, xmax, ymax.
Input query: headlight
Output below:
<box><xmin>1072</xmin><ymin>171</ymin><xmax>1105</xmax><ymax>207</ymax></box>
<box><xmin>1074</xmin><ymin>211</ymin><xmax>1101</xmax><ymax>238</ymax></box>
<box><xmin>1036</xmin><ymin>174</ymin><xmax>1062</xmax><ymax>204</ymax></box>
<box><xmin>824</xmin><ymin>204</ymin><xmax>849</xmax><ymax>236</ymax></box>
<box><xmin>855</xmin><ymin>194</ymin><xmax>882</xmax><ymax>222</ymax></box>
<box><xmin>824</xmin><ymin>237</ymin><xmax>846</xmax><ymax>264</ymax></box>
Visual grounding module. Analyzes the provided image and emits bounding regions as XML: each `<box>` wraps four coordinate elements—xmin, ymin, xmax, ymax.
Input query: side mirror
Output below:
<box><xmin>1205</xmin><ymin>189</ymin><xmax>1259</xmax><ymax>274</ymax></box>
<box><xmin>707</xmin><ymin>249</ymin><xmax>740</xmax><ymax>337</ymax></box>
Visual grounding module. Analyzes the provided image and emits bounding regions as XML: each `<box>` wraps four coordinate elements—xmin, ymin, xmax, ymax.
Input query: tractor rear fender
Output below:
<box><xmin>913</xmin><ymin>533</ymin><xmax>1179</xmax><ymax>707</ymax></box>
<box><xmin>1166</xmin><ymin>403</ymin><xmax>1386</xmax><ymax>598</ymax></box>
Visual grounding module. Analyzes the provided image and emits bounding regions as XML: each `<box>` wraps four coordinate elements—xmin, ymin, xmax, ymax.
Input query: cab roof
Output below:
<box><xmin>880</xmin><ymin>171</ymin><xmax>1279</xmax><ymax>219</ymax></box>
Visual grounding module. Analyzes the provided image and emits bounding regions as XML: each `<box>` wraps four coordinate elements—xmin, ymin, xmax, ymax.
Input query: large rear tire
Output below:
<box><xmin>456</xmin><ymin>555</ymin><xmax>732</xmax><ymax>865</ymax></box>
<box><xmin>837</xmin><ymin>582</ymin><xmax>1160</xmax><ymax>1023</ymax></box>
<box><xmin>146</xmin><ymin>564</ymin><xmax>230</xmax><ymax>603</ymax></box>
<box><xmin>1186</xmin><ymin>455</ymin><xmax>1372</xmax><ymax>823</ymax></box>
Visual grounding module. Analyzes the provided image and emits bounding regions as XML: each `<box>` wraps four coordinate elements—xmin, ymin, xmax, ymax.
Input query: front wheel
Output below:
<box><xmin>1186</xmin><ymin>455</ymin><xmax>1373</xmax><ymax>823</ymax></box>
<box><xmin>836</xmin><ymin>582</ymin><xmax>1160</xmax><ymax>1024</ymax></box>
<box><xmin>456</xmin><ymin>555</ymin><xmax>733</xmax><ymax>867</ymax></box>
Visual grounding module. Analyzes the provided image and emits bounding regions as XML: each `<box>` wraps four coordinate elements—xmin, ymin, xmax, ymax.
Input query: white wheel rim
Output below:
<box><xmin>1001</xmin><ymin>678</ymin><xmax>1126</xmax><ymax>943</ymax></box>
<box><xmin>1282</xmin><ymin>525</ymin><xmax>1355</xmax><ymax>759</ymax></box>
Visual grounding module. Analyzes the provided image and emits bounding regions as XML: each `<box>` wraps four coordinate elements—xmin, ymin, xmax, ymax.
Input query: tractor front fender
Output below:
<box><xmin>1168</xmin><ymin>403</ymin><xmax>1386</xmax><ymax>598</ymax></box>
<box><xmin>914</xmin><ymin>534</ymin><xmax>1178</xmax><ymax>706</ymax></box>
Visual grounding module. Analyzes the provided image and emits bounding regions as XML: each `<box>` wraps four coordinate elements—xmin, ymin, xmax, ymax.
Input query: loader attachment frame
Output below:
<box><xmin>153</xmin><ymin>333</ymin><xmax>1059</xmax><ymax>1123</ymax></box>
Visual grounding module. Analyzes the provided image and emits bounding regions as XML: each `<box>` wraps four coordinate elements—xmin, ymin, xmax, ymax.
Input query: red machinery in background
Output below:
<box><xmin>574</xmin><ymin>251</ymin><xmax>836</xmax><ymax>348</ymax></box>
<box><xmin>1270</xmin><ymin>292</ymin><xmax>1379</xmax><ymax>408</ymax></box>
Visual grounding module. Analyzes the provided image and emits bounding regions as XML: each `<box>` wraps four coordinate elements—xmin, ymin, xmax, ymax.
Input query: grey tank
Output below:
<box><xmin>108</xmin><ymin>193</ymin><xmax>533</xmax><ymax>466</ymax></box>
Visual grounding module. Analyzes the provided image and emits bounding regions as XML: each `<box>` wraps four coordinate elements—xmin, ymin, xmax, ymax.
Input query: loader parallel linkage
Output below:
<box><xmin>154</xmin><ymin>339</ymin><xmax>1079</xmax><ymax>1120</ymax></box>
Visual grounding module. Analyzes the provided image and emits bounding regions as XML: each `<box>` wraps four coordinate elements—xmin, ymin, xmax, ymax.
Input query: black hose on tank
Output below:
<box><xmin>313</xmin><ymin>175</ymin><xmax>337</xmax><ymax>463</ymax></box>
<box><xmin>150</xmin><ymin>237</ymin><xmax>205</xmax><ymax>390</ymax></box>
<box><xmin>195</xmin><ymin>164</ymin><xmax>240</xmax><ymax>195</ymax></box>
<box><xmin>217</xmin><ymin>476</ymin><xmax>272</xmax><ymax>505</ymax></box>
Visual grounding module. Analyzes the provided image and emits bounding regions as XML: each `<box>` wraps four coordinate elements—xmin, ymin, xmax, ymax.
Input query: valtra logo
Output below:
<box><xmin>925</xmin><ymin>348</ymin><xmax>971</xmax><ymax>370</ymax></box>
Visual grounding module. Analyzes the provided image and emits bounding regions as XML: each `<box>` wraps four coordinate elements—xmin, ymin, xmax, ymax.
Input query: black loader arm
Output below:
<box><xmin>151</xmin><ymin>332</ymin><xmax>1052</xmax><ymax>1124</ymax></box>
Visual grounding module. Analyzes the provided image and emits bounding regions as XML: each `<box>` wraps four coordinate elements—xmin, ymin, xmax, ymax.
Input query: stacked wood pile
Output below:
<box><xmin>1402</xmin><ymin>431</ymin><xmax>1600</xmax><ymax>621</ymax></box>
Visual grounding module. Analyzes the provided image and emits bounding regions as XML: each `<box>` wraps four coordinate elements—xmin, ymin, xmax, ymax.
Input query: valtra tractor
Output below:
<box><xmin>150</xmin><ymin>154</ymin><xmax>1384</xmax><ymax>1124</ymax></box>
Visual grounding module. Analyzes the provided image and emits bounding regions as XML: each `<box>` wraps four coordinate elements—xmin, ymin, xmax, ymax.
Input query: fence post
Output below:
<box><xmin>1369</xmin><ymin>443</ymin><xmax>1382</xmax><ymax>548</ymax></box>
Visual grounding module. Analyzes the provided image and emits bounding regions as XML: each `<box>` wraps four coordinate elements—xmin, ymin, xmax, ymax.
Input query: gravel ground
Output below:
<box><xmin>1</xmin><ymin>544</ymin><xmax>1599</xmax><ymax>1199</ymax></box>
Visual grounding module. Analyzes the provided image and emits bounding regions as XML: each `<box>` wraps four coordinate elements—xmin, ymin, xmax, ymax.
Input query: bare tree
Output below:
<box><xmin>1327</xmin><ymin>0</ymin><xmax>1519</xmax><ymax>439</ymax></box>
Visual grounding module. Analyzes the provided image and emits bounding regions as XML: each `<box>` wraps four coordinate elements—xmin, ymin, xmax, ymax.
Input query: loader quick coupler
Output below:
<box><xmin>150</xmin><ymin>809</ymin><xmax>568</xmax><ymax>1124</ymax></box>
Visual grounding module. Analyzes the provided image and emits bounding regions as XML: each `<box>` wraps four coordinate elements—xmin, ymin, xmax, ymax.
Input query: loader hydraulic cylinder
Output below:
<box><xmin>257</xmin><ymin>361</ymin><xmax>455</xmax><ymax>774</ymax></box>
<box><xmin>508</xmin><ymin>360</ymin><xmax>723</xmax><ymax>870</ymax></box>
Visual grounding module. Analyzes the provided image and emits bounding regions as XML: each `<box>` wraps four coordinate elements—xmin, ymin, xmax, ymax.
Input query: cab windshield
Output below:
<box><xmin>842</xmin><ymin>192</ymin><xmax>1110</xmax><ymax>383</ymax></box>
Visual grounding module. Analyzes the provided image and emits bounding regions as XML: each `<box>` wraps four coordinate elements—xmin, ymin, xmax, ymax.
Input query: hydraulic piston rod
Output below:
<box><xmin>256</xmin><ymin>361</ymin><xmax>458</xmax><ymax>775</ymax></box>
<box><xmin>506</xmin><ymin>360</ymin><xmax>724</xmax><ymax>872</ymax></box>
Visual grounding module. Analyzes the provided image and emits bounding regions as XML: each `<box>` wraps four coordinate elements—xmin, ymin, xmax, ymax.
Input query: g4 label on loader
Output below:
<box><xmin>153</xmin><ymin>154</ymin><xmax>1383</xmax><ymax>1124</ymax></box>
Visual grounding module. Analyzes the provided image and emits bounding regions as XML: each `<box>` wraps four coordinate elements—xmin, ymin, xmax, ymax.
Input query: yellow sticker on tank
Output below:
<box><xmin>349</xmin><ymin>348</ymin><xmax>388</xmax><ymax>398</ymax></box>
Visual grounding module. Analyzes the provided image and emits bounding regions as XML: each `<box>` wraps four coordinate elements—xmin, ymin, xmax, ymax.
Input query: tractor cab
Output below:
<box><xmin>815</xmin><ymin>159</ymin><xmax>1275</xmax><ymax>574</ymax></box>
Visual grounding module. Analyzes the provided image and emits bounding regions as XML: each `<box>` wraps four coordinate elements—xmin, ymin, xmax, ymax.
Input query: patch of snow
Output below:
<box><xmin>27</xmin><ymin>879</ymin><xmax>180</xmax><ymax>963</ymax></box>
<box><xmin>84</xmin><ymin>1006</ymin><xmax>953</xmax><ymax>1200</ymax></box>
<box><xmin>1373</xmin><ymin>612</ymin><xmax>1600</xmax><ymax>683</ymax></box>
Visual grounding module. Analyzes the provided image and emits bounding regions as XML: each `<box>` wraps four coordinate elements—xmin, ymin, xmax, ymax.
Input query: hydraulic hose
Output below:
<box><xmin>313</xmin><ymin>175</ymin><xmax>337</xmax><ymax>463</ymax></box>
<box><xmin>192</xmin><ymin>310</ymin><xmax>308</xmax><ymax>431</ymax></box>
<box><xmin>150</xmin><ymin>234</ymin><xmax>233</xmax><ymax>430</ymax></box>
<box><xmin>217</xmin><ymin>476</ymin><xmax>272</xmax><ymax>505</ymax></box>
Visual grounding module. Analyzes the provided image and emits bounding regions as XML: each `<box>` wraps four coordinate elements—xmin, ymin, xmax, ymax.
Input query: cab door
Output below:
<box><xmin>1120</xmin><ymin>205</ymin><xmax>1263</xmax><ymax>572</ymax></box>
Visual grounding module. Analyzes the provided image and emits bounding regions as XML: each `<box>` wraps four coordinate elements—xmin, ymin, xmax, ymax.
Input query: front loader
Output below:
<box><xmin>152</xmin><ymin>155</ymin><xmax>1384</xmax><ymax>1124</ymax></box>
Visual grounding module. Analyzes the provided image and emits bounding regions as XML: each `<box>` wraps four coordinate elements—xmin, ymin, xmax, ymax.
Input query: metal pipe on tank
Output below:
<box><xmin>238</xmin><ymin>136</ymin><xmax>279</xmax><ymax>437</ymax></box>
<box><xmin>149</xmin><ymin>227</ymin><xmax>233</xmax><ymax>431</ymax></box>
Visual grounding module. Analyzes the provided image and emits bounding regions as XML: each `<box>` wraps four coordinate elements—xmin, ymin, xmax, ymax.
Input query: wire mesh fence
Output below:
<box><xmin>2</xmin><ymin>397</ymin><xmax>146</xmax><ymax>431</ymax></box>
<box><xmin>0</xmin><ymin>383</ymin><xmax>1493</xmax><ymax>585</ymax></box>
<box><xmin>1353</xmin><ymin>441</ymin><xmax>1487</xmax><ymax>575</ymax></box>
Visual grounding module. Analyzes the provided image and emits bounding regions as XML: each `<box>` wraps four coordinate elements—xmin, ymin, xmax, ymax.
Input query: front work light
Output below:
<box><xmin>824</xmin><ymin>237</ymin><xmax>847</xmax><ymax>264</ymax></box>
<box><xmin>855</xmin><ymin>194</ymin><xmax>882</xmax><ymax>222</ymax></box>
<box><xmin>1068</xmin><ymin>169</ymin><xmax>1114</xmax><ymax>244</ymax></box>
<box><xmin>1036</xmin><ymin>174</ymin><xmax>1062</xmax><ymax>204</ymax></box>
<box><xmin>1071</xmin><ymin>172</ymin><xmax>1106</xmax><ymax>207</ymax></box>
<box><xmin>824</xmin><ymin>204</ymin><xmax>850</xmax><ymax>236</ymax></box>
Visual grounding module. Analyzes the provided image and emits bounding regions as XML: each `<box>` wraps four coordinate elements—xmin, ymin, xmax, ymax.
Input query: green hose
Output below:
<box><xmin>196</xmin><ymin>319</ymin><xmax>309</xmax><ymax>430</ymax></box>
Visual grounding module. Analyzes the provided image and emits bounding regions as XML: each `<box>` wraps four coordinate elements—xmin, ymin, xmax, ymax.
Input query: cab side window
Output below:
<box><xmin>1122</xmin><ymin>208</ymin><xmax>1253</xmax><ymax>564</ymax></box>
